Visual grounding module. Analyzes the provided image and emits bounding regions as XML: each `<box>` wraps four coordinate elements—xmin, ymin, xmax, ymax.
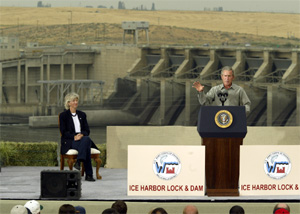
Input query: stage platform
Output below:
<box><xmin>1</xmin><ymin>166</ymin><xmax>299</xmax><ymax>214</ymax></box>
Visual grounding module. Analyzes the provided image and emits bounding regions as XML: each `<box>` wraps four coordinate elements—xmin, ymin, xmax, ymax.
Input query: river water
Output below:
<box><xmin>0</xmin><ymin>124</ymin><xmax>107</xmax><ymax>144</ymax></box>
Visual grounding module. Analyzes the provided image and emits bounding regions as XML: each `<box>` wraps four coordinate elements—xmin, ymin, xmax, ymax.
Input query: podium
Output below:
<box><xmin>197</xmin><ymin>106</ymin><xmax>247</xmax><ymax>196</ymax></box>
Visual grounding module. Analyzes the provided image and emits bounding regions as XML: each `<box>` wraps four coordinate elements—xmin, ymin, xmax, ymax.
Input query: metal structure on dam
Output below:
<box><xmin>126</xmin><ymin>46</ymin><xmax>299</xmax><ymax>126</ymax></box>
<box><xmin>0</xmin><ymin>43</ymin><xmax>299</xmax><ymax>126</ymax></box>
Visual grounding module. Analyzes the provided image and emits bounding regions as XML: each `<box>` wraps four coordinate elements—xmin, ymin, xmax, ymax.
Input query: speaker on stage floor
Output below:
<box><xmin>40</xmin><ymin>170</ymin><xmax>81</xmax><ymax>199</ymax></box>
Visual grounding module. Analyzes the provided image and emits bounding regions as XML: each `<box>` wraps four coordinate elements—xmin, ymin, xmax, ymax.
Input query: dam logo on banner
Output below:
<box><xmin>264</xmin><ymin>151</ymin><xmax>291</xmax><ymax>180</ymax></box>
<box><xmin>153</xmin><ymin>152</ymin><xmax>181</xmax><ymax>180</ymax></box>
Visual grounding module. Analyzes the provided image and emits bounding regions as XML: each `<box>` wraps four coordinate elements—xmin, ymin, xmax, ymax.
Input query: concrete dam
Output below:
<box><xmin>0</xmin><ymin>43</ymin><xmax>299</xmax><ymax>126</ymax></box>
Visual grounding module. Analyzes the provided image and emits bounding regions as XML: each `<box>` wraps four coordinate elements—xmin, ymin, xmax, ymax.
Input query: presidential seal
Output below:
<box><xmin>215</xmin><ymin>110</ymin><xmax>233</xmax><ymax>128</ymax></box>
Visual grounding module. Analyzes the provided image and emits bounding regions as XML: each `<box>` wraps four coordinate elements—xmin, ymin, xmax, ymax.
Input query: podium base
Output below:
<box><xmin>206</xmin><ymin>189</ymin><xmax>239</xmax><ymax>197</ymax></box>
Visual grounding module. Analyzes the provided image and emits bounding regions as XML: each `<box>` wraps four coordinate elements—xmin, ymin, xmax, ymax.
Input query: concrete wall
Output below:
<box><xmin>0</xmin><ymin>37</ymin><xmax>19</xmax><ymax>60</ymax></box>
<box><xmin>93</xmin><ymin>45</ymin><xmax>140</xmax><ymax>98</ymax></box>
<box><xmin>267</xmin><ymin>85</ymin><xmax>296</xmax><ymax>126</ymax></box>
<box><xmin>1</xmin><ymin>52</ymin><xmax>97</xmax><ymax>113</ymax></box>
<box><xmin>29</xmin><ymin>110</ymin><xmax>140</xmax><ymax>128</ymax></box>
<box><xmin>1</xmin><ymin>45</ymin><xmax>140</xmax><ymax>118</ymax></box>
<box><xmin>106</xmin><ymin>126</ymin><xmax>300</xmax><ymax>169</ymax></box>
<box><xmin>0</xmin><ymin>50</ymin><xmax>19</xmax><ymax>61</ymax></box>
<box><xmin>0</xmin><ymin>104</ymin><xmax>42</xmax><ymax>119</ymax></box>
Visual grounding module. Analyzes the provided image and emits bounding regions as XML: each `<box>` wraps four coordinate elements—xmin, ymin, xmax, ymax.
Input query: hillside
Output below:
<box><xmin>0</xmin><ymin>7</ymin><xmax>299</xmax><ymax>47</ymax></box>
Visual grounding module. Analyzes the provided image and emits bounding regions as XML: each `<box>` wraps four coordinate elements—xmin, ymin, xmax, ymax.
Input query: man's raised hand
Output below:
<box><xmin>193</xmin><ymin>81</ymin><xmax>204</xmax><ymax>92</ymax></box>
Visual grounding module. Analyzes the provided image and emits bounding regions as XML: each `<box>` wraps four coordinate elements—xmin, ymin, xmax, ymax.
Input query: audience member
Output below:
<box><xmin>24</xmin><ymin>200</ymin><xmax>43</xmax><ymax>214</ymax></box>
<box><xmin>229</xmin><ymin>205</ymin><xmax>245</xmax><ymax>214</ymax></box>
<box><xmin>10</xmin><ymin>205</ymin><xmax>31</xmax><ymax>214</ymax></box>
<box><xmin>102</xmin><ymin>208</ymin><xmax>119</xmax><ymax>214</ymax></box>
<box><xmin>58</xmin><ymin>204</ymin><xmax>76</xmax><ymax>214</ymax></box>
<box><xmin>75</xmin><ymin>206</ymin><xmax>86</xmax><ymax>214</ymax></box>
<box><xmin>183</xmin><ymin>205</ymin><xmax>198</xmax><ymax>214</ymax></box>
<box><xmin>151</xmin><ymin>207</ymin><xmax>168</xmax><ymax>214</ymax></box>
<box><xmin>273</xmin><ymin>203</ymin><xmax>290</xmax><ymax>214</ymax></box>
<box><xmin>111</xmin><ymin>200</ymin><xmax>127</xmax><ymax>214</ymax></box>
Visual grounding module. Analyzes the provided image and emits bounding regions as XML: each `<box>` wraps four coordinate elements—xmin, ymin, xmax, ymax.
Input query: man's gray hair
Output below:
<box><xmin>221</xmin><ymin>66</ymin><xmax>234</xmax><ymax>76</ymax></box>
<box><xmin>64</xmin><ymin>92</ymin><xmax>79</xmax><ymax>110</ymax></box>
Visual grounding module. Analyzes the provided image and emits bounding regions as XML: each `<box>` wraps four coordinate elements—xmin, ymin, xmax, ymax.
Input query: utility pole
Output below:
<box><xmin>36</xmin><ymin>20</ymin><xmax>39</xmax><ymax>40</ymax></box>
<box><xmin>70</xmin><ymin>11</ymin><xmax>73</xmax><ymax>43</ymax></box>
<box><xmin>17</xmin><ymin>17</ymin><xmax>20</xmax><ymax>37</ymax></box>
<box><xmin>68</xmin><ymin>11</ymin><xmax>73</xmax><ymax>44</ymax></box>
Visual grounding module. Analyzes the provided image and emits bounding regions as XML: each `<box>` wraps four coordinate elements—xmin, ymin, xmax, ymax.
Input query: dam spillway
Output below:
<box><xmin>0</xmin><ymin>43</ymin><xmax>299</xmax><ymax>126</ymax></box>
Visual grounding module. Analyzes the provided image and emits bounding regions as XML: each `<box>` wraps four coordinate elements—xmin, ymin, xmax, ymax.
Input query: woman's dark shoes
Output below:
<box><xmin>85</xmin><ymin>175</ymin><xmax>96</xmax><ymax>182</ymax></box>
<box><xmin>74</xmin><ymin>161</ymin><xmax>80</xmax><ymax>171</ymax></box>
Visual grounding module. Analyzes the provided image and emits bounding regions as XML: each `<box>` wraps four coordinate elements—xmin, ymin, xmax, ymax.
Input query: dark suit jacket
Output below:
<box><xmin>59</xmin><ymin>109</ymin><xmax>98</xmax><ymax>154</ymax></box>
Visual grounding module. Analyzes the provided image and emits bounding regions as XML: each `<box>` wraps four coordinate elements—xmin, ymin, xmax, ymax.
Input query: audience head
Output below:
<box><xmin>151</xmin><ymin>207</ymin><xmax>168</xmax><ymax>214</ymax></box>
<box><xmin>24</xmin><ymin>200</ymin><xmax>43</xmax><ymax>214</ymax></box>
<box><xmin>273</xmin><ymin>203</ymin><xmax>290</xmax><ymax>214</ymax></box>
<box><xmin>102</xmin><ymin>208</ymin><xmax>119</xmax><ymax>214</ymax></box>
<box><xmin>183</xmin><ymin>205</ymin><xmax>198</xmax><ymax>214</ymax></box>
<box><xmin>229</xmin><ymin>205</ymin><xmax>245</xmax><ymax>214</ymax></box>
<box><xmin>75</xmin><ymin>206</ymin><xmax>86</xmax><ymax>214</ymax></box>
<box><xmin>111</xmin><ymin>200</ymin><xmax>127</xmax><ymax>214</ymax></box>
<box><xmin>10</xmin><ymin>205</ymin><xmax>31</xmax><ymax>214</ymax></box>
<box><xmin>58</xmin><ymin>204</ymin><xmax>76</xmax><ymax>214</ymax></box>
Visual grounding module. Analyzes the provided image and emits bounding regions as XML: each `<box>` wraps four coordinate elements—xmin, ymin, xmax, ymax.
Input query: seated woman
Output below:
<box><xmin>59</xmin><ymin>92</ymin><xmax>98</xmax><ymax>182</ymax></box>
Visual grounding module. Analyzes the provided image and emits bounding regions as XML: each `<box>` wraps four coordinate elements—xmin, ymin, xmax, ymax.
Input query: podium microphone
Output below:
<box><xmin>217</xmin><ymin>90</ymin><xmax>222</xmax><ymax>98</ymax></box>
<box><xmin>222</xmin><ymin>89</ymin><xmax>228</xmax><ymax>99</ymax></box>
<box><xmin>217</xmin><ymin>90</ymin><xmax>228</xmax><ymax>106</ymax></box>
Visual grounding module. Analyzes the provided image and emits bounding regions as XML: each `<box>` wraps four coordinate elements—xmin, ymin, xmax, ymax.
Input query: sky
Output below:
<box><xmin>0</xmin><ymin>0</ymin><xmax>299</xmax><ymax>13</ymax></box>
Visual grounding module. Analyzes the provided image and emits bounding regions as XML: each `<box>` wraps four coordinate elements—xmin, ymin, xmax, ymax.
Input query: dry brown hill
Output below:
<box><xmin>0</xmin><ymin>7</ymin><xmax>299</xmax><ymax>47</ymax></box>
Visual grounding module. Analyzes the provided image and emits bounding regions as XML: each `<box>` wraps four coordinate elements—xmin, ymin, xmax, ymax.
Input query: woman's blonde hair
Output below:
<box><xmin>64</xmin><ymin>92</ymin><xmax>79</xmax><ymax>110</ymax></box>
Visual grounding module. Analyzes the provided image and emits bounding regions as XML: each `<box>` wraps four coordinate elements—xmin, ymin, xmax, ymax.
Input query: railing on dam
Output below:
<box><xmin>37</xmin><ymin>80</ymin><xmax>105</xmax><ymax>106</ymax></box>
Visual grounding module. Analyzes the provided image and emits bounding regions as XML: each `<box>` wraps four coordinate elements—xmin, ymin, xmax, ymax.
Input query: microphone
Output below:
<box><xmin>222</xmin><ymin>89</ymin><xmax>228</xmax><ymax>99</ymax></box>
<box><xmin>217</xmin><ymin>90</ymin><xmax>223</xmax><ymax>98</ymax></box>
<box><xmin>217</xmin><ymin>89</ymin><xmax>228</xmax><ymax>106</ymax></box>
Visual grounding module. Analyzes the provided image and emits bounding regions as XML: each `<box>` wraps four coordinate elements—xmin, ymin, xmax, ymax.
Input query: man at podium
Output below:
<box><xmin>194</xmin><ymin>66</ymin><xmax>250</xmax><ymax>196</ymax></box>
<box><xmin>192</xmin><ymin>66</ymin><xmax>251</xmax><ymax>113</ymax></box>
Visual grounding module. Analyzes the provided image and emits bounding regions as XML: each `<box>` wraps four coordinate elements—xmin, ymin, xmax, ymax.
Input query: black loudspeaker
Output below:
<box><xmin>40</xmin><ymin>170</ymin><xmax>81</xmax><ymax>199</ymax></box>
